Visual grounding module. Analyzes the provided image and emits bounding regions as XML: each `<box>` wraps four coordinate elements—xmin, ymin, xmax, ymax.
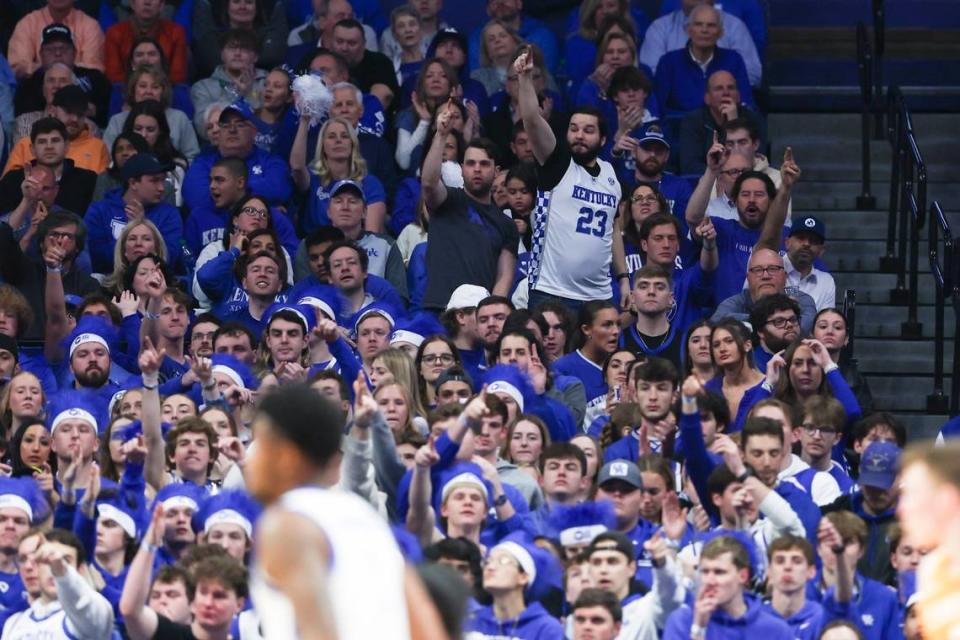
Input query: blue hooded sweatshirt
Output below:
<box><xmin>663</xmin><ymin>594</ymin><xmax>793</xmax><ymax>639</ymax></box>
<box><xmin>83</xmin><ymin>189</ymin><xmax>185</xmax><ymax>273</ymax></box>
<box><xmin>182</xmin><ymin>146</ymin><xmax>293</xmax><ymax>210</ymax></box>
<box><xmin>465</xmin><ymin>602</ymin><xmax>564</xmax><ymax>639</ymax></box>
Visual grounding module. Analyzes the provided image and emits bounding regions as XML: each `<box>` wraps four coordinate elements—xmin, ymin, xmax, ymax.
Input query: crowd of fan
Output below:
<box><xmin>0</xmin><ymin>0</ymin><xmax>932</xmax><ymax>637</ymax></box>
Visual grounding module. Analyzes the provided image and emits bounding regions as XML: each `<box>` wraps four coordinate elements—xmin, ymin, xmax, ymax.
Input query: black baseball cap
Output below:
<box><xmin>121</xmin><ymin>153</ymin><xmax>172</xmax><ymax>180</ymax></box>
<box><xmin>41</xmin><ymin>23</ymin><xmax>74</xmax><ymax>47</ymax></box>
<box><xmin>52</xmin><ymin>85</ymin><xmax>88</xmax><ymax>115</ymax></box>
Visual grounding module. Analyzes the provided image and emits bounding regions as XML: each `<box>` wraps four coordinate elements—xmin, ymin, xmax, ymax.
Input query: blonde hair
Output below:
<box><xmin>374</xmin><ymin>381</ymin><xmax>418</xmax><ymax>441</ymax></box>
<box><xmin>0</xmin><ymin>371</ymin><xmax>45</xmax><ymax>440</ymax></box>
<box><xmin>103</xmin><ymin>219</ymin><xmax>169</xmax><ymax>294</ymax></box>
<box><xmin>578</xmin><ymin>0</ymin><xmax>629</xmax><ymax>41</ymax></box>
<box><xmin>373</xmin><ymin>347</ymin><xmax>428</xmax><ymax>418</ymax></box>
<box><xmin>594</xmin><ymin>31</ymin><xmax>637</xmax><ymax>68</ymax></box>
<box><xmin>311</xmin><ymin>117</ymin><xmax>368</xmax><ymax>185</ymax></box>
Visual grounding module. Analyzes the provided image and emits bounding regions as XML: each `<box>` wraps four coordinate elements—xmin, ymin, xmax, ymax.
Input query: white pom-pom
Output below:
<box><xmin>292</xmin><ymin>74</ymin><xmax>333</xmax><ymax>126</ymax></box>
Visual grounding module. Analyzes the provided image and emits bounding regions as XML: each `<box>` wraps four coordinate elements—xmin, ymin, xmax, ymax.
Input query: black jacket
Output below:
<box><xmin>0</xmin><ymin>159</ymin><xmax>98</xmax><ymax>218</ymax></box>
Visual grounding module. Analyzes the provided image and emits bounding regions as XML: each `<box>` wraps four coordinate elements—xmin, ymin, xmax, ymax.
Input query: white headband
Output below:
<box><xmin>0</xmin><ymin>495</ymin><xmax>33</xmax><ymax>521</ymax></box>
<box><xmin>494</xmin><ymin>541</ymin><xmax>536</xmax><ymax>584</ymax></box>
<box><xmin>298</xmin><ymin>297</ymin><xmax>335</xmax><ymax>321</ymax></box>
<box><xmin>51</xmin><ymin>408</ymin><xmax>98</xmax><ymax>434</ymax></box>
<box><xmin>162</xmin><ymin>496</ymin><xmax>199</xmax><ymax>513</ymax></box>
<box><xmin>389</xmin><ymin>330</ymin><xmax>424</xmax><ymax>348</ymax></box>
<box><xmin>486</xmin><ymin>381</ymin><xmax>524</xmax><ymax>411</ymax></box>
<box><xmin>355</xmin><ymin>309</ymin><xmax>395</xmax><ymax>333</ymax></box>
<box><xmin>441</xmin><ymin>472</ymin><xmax>489</xmax><ymax>504</ymax></box>
<box><xmin>97</xmin><ymin>503</ymin><xmax>137</xmax><ymax>539</ymax></box>
<box><xmin>560</xmin><ymin>525</ymin><xmax>608</xmax><ymax>547</ymax></box>
<box><xmin>204</xmin><ymin>509</ymin><xmax>253</xmax><ymax>538</ymax></box>
<box><xmin>211</xmin><ymin>365</ymin><xmax>244</xmax><ymax>389</ymax></box>
<box><xmin>69</xmin><ymin>333</ymin><xmax>109</xmax><ymax>358</ymax></box>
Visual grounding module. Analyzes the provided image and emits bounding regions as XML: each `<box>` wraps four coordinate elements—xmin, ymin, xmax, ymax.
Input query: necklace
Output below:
<box><xmin>630</xmin><ymin>323</ymin><xmax>677</xmax><ymax>355</ymax></box>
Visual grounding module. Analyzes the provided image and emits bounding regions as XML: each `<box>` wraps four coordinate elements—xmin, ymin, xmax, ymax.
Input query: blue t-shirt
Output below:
<box><xmin>711</xmin><ymin>217</ymin><xmax>789</xmax><ymax>301</ymax></box>
<box><xmin>553</xmin><ymin>350</ymin><xmax>606</xmax><ymax>428</ymax></box>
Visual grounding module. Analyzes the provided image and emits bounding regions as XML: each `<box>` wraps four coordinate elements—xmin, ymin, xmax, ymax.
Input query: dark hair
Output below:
<box><xmin>632</xmin><ymin>357</ymin><xmax>678</xmax><ymax>388</ymax></box>
<box><xmin>699</xmin><ymin>390</ymin><xmax>731</xmax><ymax>431</ymax></box>
<box><xmin>428</xmin><ymin>401</ymin><xmax>465</xmax><ymax>427</ymax></box>
<box><xmin>299</xmin><ymin>47</ymin><xmax>349</xmax><ymax>76</ymax></box>
<box><xmin>122</xmin><ymin>99</ymin><xmax>185</xmax><ymax>167</ymax></box>
<box><xmin>572</xmin><ymin>588</ymin><xmax>623</xmax><ymax>624</ymax></box>
<box><xmin>191</xmin><ymin>313</ymin><xmax>222</xmax><ymax>333</ymax></box>
<box><xmin>42</xmin><ymin>528</ymin><xmax>87</xmax><ymax>566</ymax></box>
<box><xmin>235</xmin><ymin>250</ymin><xmax>287</xmax><ymax>287</ymax></box>
<box><xmin>609</xmin><ymin>66</ymin><xmax>652</xmax><ymax>98</ymax></box>
<box><xmin>415</xmin><ymin>335</ymin><xmax>461</xmax><ymax>406</ymax></box>
<box><xmin>531</xmin><ymin>302</ymin><xmax>575</xmax><ymax>356</ymax></box>
<box><xmin>213</xmin><ymin>156</ymin><xmax>248</xmax><ymax>181</ymax></box>
<box><xmin>731</xmin><ymin>170</ymin><xmax>777</xmax><ymax>201</ymax></box>
<box><xmin>767</xmin><ymin>533</ymin><xmax>815</xmax><ymax>565</ymax></box>
<box><xmin>622</xmin><ymin>186</ymin><xmax>670</xmax><ymax>248</ymax></box>
<box><xmin>9</xmin><ymin>421</ymin><xmax>56</xmax><ymax>478</ymax></box>
<box><xmin>414</xmin><ymin>58</ymin><xmax>460</xmax><ymax>109</ymax></box>
<box><xmin>109</xmin><ymin>131</ymin><xmax>150</xmax><ymax>179</ymax></box>
<box><xmin>683</xmin><ymin>319</ymin><xmax>712</xmax><ymax>376</ymax></box>
<box><xmin>539</xmin><ymin>441</ymin><xmax>588</xmax><ymax>475</ymax></box>
<box><xmin>333</xmin><ymin>18</ymin><xmax>365</xmax><ymax>35</ymax></box>
<box><xmin>464</xmin><ymin>137</ymin><xmax>500</xmax><ymax>165</ymax></box>
<box><xmin>749</xmin><ymin>294</ymin><xmax>801</xmax><ymax>339</ymax></box>
<box><xmin>223</xmin><ymin>194</ymin><xmax>275</xmax><ymax>249</ymax></box>
<box><xmin>77</xmin><ymin>292</ymin><xmax>123</xmax><ymax>326</ymax></box>
<box><xmin>741</xmin><ymin>416</ymin><xmax>785</xmax><ymax>448</ymax></box>
<box><xmin>638</xmin><ymin>210</ymin><xmax>680</xmax><ymax>242</ymax></box>
<box><xmin>308</xmin><ymin>369</ymin><xmax>351</xmax><ymax>402</ymax></box>
<box><xmin>707</xmin><ymin>463</ymin><xmax>737</xmax><ymax>498</ymax></box>
<box><xmin>38</xmin><ymin>211</ymin><xmax>87</xmax><ymax>254</ymax></box>
<box><xmin>852</xmin><ymin>412</ymin><xmax>906</xmax><ymax>448</ymax></box>
<box><xmin>569</xmin><ymin>105</ymin><xmax>608</xmax><ymax>140</ymax></box>
<box><xmin>122</xmin><ymin>253</ymin><xmax>173</xmax><ymax>294</ymax></box>
<box><xmin>323</xmin><ymin>239</ymin><xmax>369</xmax><ymax>272</ymax></box>
<box><xmin>503</xmin><ymin>309</ymin><xmax>547</xmax><ymax>342</ymax></box>
<box><xmin>588</xmin><ymin>531</ymin><xmax>636</xmax><ymax>563</ymax></box>
<box><xmin>774</xmin><ymin>339</ymin><xmax>830</xmax><ymax>405</ymax></box>
<box><xmin>220</xmin><ymin>27</ymin><xmax>259</xmax><ymax>52</ymax></box>
<box><xmin>601</xmin><ymin>348</ymin><xmax>636</xmax><ymax>381</ymax></box>
<box><xmin>214</xmin><ymin>321</ymin><xmax>258</xmax><ymax>351</ymax></box>
<box><xmin>192</xmin><ymin>555</ymin><xmax>250</xmax><ymax>599</ymax></box>
<box><xmin>153</xmin><ymin>564</ymin><xmax>196</xmax><ymax>601</ymax></box>
<box><xmin>633</xmin><ymin>262</ymin><xmax>673</xmax><ymax>288</ymax></box>
<box><xmin>257</xmin><ymin>384</ymin><xmax>345</xmax><ymax>466</ymax></box>
<box><xmin>575</xmin><ymin>300</ymin><xmax>617</xmax><ymax>349</ymax></box>
<box><xmin>711</xmin><ymin>319</ymin><xmax>756</xmax><ymax>371</ymax></box>
<box><xmin>722</xmin><ymin>117</ymin><xmax>760</xmax><ymax>143</ymax></box>
<box><xmin>0</xmin><ymin>286</ymin><xmax>35</xmax><ymax>338</ymax></box>
<box><xmin>126</xmin><ymin>36</ymin><xmax>169</xmax><ymax>72</ymax></box>
<box><xmin>165</xmin><ymin>417</ymin><xmax>219</xmax><ymax>473</ymax></box>
<box><xmin>423</xmin><ymin>537</ymin><xmax>485</xmax><ymax>601</ymax></box>
<box><xmin>305</xmin><ymin>226</ymin><xmax>346</xmax><ymax>251</ymax></box>
<box><xmin>30</xmin><ymin>116</ymin><xmax>67</xmax><ymax>142</ymax></box>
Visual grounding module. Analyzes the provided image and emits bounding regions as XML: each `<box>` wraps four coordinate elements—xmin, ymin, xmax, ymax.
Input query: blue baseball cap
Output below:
<box><xmin>121</xmin><ymin>152</ymin><xmax>172</xmax><ymax>180</ymax></box>
<box><xmin>790</xmin><ymin>215</ymin><xmax>826</xmax><ymax>241</ymax></box>
<box><xmin>858</xmin><ymin>441</ymin><xmax>900</xmax><ymax>490</ymax></box>
<box><xmin>219</xmin><ymin>99</ymin><xmax>254</xmax><ymax>123</ymax></box>
<box><xmin>330</xmin><ymin>179</ymin><xmax>366</xmax><ymax>202</ymax></box>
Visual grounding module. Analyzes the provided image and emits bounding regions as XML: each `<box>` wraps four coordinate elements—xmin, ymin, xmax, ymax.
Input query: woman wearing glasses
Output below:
<box><xmin>620</xmin><ymin>183</ymin><xmax>669</xmax><ymax>279</ymax></box>
<box><xmin>193</xmin><ymin>195</ymin><xmax>293</xmax><ymax>311</ymax></box>
<box><xmin>415</xmin><ymin>335</ymin><xmax>462</xmax><ymax>409</ymax></box>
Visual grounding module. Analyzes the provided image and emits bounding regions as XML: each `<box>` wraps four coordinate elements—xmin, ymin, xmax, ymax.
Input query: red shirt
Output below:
<box><xmin>104</xmin><ymin>18</ymin><xmax>188</xmax><ymax>84</ymax></box>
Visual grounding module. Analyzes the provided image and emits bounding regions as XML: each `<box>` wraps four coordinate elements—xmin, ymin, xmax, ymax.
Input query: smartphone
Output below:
<box><xmin>613</xmin><ymin>385</ymin><xmax>622</xmax><ymax>403</ymax></box>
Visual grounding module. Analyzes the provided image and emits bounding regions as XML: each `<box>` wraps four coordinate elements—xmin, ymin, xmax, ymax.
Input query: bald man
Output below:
<box><xmin>676</xmin><ymin>69</ymin><xmax>766</xmax><ymax>174</ymax></box>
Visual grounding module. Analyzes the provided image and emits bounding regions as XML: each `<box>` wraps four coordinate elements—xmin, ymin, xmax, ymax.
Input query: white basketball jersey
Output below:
<box><xmin>2</xmin><ymin>605</ymin><xmax>74</xmax><ymax>640</ymax></box>
<box><xmin>251</xmin><ymin>487</ymin><xmax>410</xmax><ymax>640</ymax></box>
<box><xmin>529</xmin><ymin>157</ymin><xmax>622</xmax><ymax>301</ymax></box>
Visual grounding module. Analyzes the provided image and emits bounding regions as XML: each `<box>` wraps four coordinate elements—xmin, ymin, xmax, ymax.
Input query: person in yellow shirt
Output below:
<box><xmin>899</xmin><ymin>441</ymin><xmax>960</xmax><ymax>640</ymax></box>
<box><xmin>3</xmin><ymin>85</ymin><xmax>109</xmax><ymax>176</ymax></box>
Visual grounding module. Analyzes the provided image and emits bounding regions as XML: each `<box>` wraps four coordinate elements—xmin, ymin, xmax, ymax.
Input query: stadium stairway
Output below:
<box><xmin>767</xmin><ymin>112</ymin><xmax>960</xmax><ymax>439</ymax></box>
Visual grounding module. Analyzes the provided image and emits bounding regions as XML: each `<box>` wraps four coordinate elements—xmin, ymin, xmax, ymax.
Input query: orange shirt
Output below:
<box><xmin>917</xmin><ymin>548</ymin><xmax>960</xmax><ymax>640</ymax></box>
<box><xmin>104</xmin><ymin>19</ymin><xmax>188</xmax><ymax>84</ymax></box>
<box><xmin>3</xmin><ymin>129</ymin><xmax>109</xmax><ymax>177</ymax></box>
<box><xmin>7</xmin><ymin>7</ymin><xmax>105</xmax><ymax>77</ymax></box>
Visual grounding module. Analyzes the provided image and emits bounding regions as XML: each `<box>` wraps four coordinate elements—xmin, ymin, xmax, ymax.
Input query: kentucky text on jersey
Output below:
<box><xmin>571</xmin><ymin>186</ymin><xmax>619</xmax><ymax>208</ymax></box>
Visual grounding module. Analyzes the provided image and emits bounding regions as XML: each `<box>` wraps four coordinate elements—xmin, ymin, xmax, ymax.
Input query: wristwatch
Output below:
<box><xmin>494</xmin><ymin>494</ymin><xmax>509</xmax><ymax>507</ymax></box>
<box><xmin>735</xmin><ymin>468</ymin><xmax>753</xmax><ymax>483</ymax></box>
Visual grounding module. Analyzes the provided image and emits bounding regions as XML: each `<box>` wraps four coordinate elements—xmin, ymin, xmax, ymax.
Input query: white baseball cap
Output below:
<box><xmin>445</xmin><ymin>284</ymin><xmax>491</xmax><ymax>311</ymax></box>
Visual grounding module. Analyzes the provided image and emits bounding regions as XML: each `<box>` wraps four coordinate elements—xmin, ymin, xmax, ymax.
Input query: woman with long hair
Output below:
<box><xmin>374</xmin><ymin>381</ymin><xmax>421</xmax><ymax>440</ymax></box>
<box><xmin>370</xmin><ymin>347</ymin><xmax>429</xmax><ymax>420</ymax></box>
<box><xmin>415</xmin><ymin>335</ymin><xmax>461</xmax><ymax>410</ymax></box>
<box><xmin>120</xmin><ymin>100</ymin><xmax>190</xmax><ymax>204</ymax></box>
<box><xmin>0</xmin><ymin>372</ymin><xmax>45</xmax><ymax>443</ymax></box>
<box><xmin>99</xmin><ymin>414</ymin><xmax>137</xmax><ymax>483</ymax></box>
<box><xmin>532</xmin><ymin>302</ymin><xmax>575</xmax><ymax>361</ymax></box>
<box><xmin>704</xmin><ymin>319</ymin><xmax>765</xmax><ymax>432</ymax></box>
<box><xmin>683</xmin><ymin>319</ymin><xmax>716</xmax><ymax>381</ymax></box>
<box><xmin>621</xmin><ymin>183</ymin><xmax>670</xmax><ymax>271</ymax></box>
<box><xmin>192</xmin><ymin>0</ymin><xmax>288</xmax><ymax>75</ymax></box>
<box><xmin>103</xmin><ymin>219</ymin><xmax>170</xmax><ymax>295</ymax></box>
<box><xmin>770</xmin><ymin>338</ymin><xmax>863</xmax><ymax>433</ymax></box>
<box><xmin>93</xmin><ymin>132</ymin><xmax>152</xmax><ymax>202</ymax></box>
<box><xmin>104</xmin><ymin>65</ymin><xmax>198</xmax><ymax>159</ymax></box>
<box><xmin>395</xmin><ymin>58</ymin><xmax>466</xmax><ymax>173</ymax></box>
<box><xmin>813</xmin><ymin>308</ymin><xmax>874</xmax><ymax>415</ymax></box>
<box><xmin>501</xmin><ymin>414</ymin><xmax>551</xmax><ymax>481</ymax></box>
<box><xmin>9</xmin><ymin>419</ymin><xmax>56</xmax><ymax>479</ymax></box>
<box><xmin>585</xmin><ymin>348</ymin><xmax>640</xmax><ymax>438</ymax></box>
<box><xmin>470</xmin><ymin>19</ymin><xmax>525</xmax><ymax>96</ymax></box>
<box><xmin>553</xmin><ymin>301</ymin><xmax>622</xmax><ymax>428</ymax></box>
<box><xmin>291</xmin><ymin>116</ymin><xmax>388</xmax><ymax>233</ymax></box>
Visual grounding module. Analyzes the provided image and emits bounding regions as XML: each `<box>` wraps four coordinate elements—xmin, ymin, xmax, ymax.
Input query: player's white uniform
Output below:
<box><xmin>3</xmin><ymin>605</ymin><xmax>78</xmax><ymax>640</ymax></box>
<box><xmin>251</xmin><ymin>486</ymin><xmax>410</xmax><ymax>640</ymax></box>
<box><xmin>528</xmin><ymin>155</ymin><xmax>622</xmax><ymax>301</ymax></box>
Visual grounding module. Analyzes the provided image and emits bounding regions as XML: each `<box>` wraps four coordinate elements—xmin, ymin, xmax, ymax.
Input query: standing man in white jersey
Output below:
<box><xmin>244</xmin><ymin>383</ymin><xmax>449</xmax><ymax>640</ymax></box>
<box><xmin>515</xmin><ymin>49</ymin><xmax>631</xmax><ymax>313</ymax></box>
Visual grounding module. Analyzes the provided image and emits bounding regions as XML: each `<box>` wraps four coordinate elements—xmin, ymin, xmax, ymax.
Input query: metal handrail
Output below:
<box><xmin>872</xmin><ymin>0</ymin><xmax>886</xmax><ymax>138</ymax></box>
<box><xmin>856</xmin><ymin>22</ymin><xmax>875</xmax><ymax>210</ymax></box>
<box><xmin>928</xmin><ymin>201</ymin><xmax>957</xmax><ymax>414</ymax></box>
<box><xmin>842</xmin><ymin>289</ymin><xmax>857</xmax><ymax>363</ymax></box>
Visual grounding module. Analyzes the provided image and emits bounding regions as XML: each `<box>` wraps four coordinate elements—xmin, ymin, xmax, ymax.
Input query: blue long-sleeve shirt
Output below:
<box><xmin>182</xmin><ymin>146</ymin><xmax>293</xmax><ymax>210</ymax></box>
<box><xmin>664</xmin><ymin>594</ymin><xmax>793</xmax><ymax>639</ymax></box>
<box><xmin>468</xmin><ymin>16</ymin><xmax>559</xmax><ymax>73</ymax></box>
<box><xmin>654</xmin><ymin>45</ymin><xmax>755</xmax><ymax>116</ymax></box>
<box><xmin>184</xmin><ymin>203</ymin><xmax>299</xmax><ymax>259</ymax></box>
<box><xmin>83</xmin><ymin>189</ymin><xmax>184</xmax><ymax>274</ymax></box>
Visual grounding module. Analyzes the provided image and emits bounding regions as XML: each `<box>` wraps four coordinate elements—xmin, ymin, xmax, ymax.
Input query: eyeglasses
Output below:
<box><xmin>423</xmin><ymin>353</ymin><xmax>456</xmax><ymax>365</ymax></box>
<box><xmin>748</xmin><ymin>265</ymin><xmax>785</xmax><ymax>276</ymax></box>
<box><xmin>240</xmin><ymin>206</ymin><xmax>268</xmax><ymax>220</ymax></box>
<box><xmin>631</xmin><ymin>194</ymin><xmax>659</xmax><ymax>204</ymax></box>
<box><xmin>767</xmin><ymin>316</ymin><xmax>799</xmax><ymax>329</ymax></box>
<box><xmin>482</xmin><ymin>555</ymin><xmax>520</xmax><ymax>569</ymax></box>
<box><xmin>802</xmin><ymin>424</ymin><xmax>838</xmax><ymax>436</ymax></box>
<box><xmin>47</xmin><ymin>230</ymin><xmax>76</xmax><ymax>241</ymax></box>
<box><xmin>719</xmin><ymin>168</ymin><xmax>745</xmax><ymax>177</ymax></box>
